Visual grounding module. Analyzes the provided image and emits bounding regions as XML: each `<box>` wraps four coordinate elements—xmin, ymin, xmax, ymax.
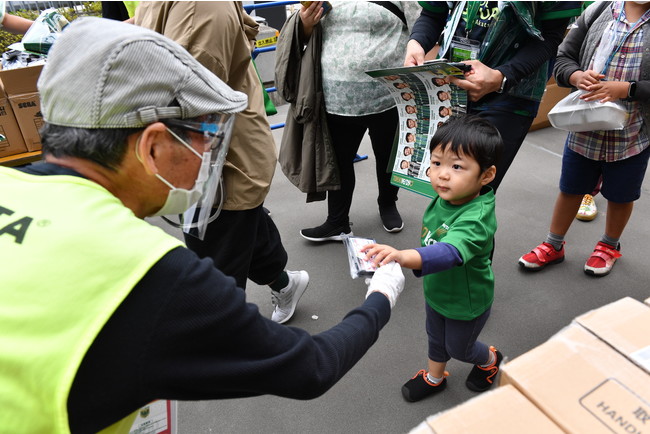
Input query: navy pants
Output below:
<box><xmin>425</xmin><ymin>303</ymin><xmax>491</xmax><ymax>365</ymax></box>
<box><xmin>325</xmin><ymin>108</ymin><xmax>400</xmax><ymax>226</ymax></box>
<box><xmin>184</xmin><ymin>205</ymin><xmax>288</xmax><ymax>290</ymax></box>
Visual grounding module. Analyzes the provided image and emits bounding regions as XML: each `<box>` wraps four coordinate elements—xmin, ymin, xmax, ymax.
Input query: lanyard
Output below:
<box><xmin>464</xmin><ymin>1</ymin><xmax>482</xmax><ymax>35</ymax></box>
<box><xmin>601</xmin><ymin>3</ymin><xmax>648</xmax><ymax>74</ymax></box>
<box><xmin>438</xmin><ymin>1</ymin><xmax>467</xmax><ymax>59</ymax></box>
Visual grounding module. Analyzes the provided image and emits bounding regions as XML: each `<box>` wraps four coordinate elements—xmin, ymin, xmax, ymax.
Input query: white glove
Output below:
<box><xmin>365</xmin><ymin>261</ymin><xmax>405</xmax><ymax>309</ymax></box>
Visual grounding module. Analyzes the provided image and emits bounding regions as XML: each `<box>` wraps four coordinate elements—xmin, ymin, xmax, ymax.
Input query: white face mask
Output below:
<box><xmin>148</xmin><ymin>128</ymin><xmax>213</xmax><ymax>217</ymax></box>
<box><xmin>152</xmin><ymin>150</ymin><xmax>212</xmax><ymax>217</ymax></box>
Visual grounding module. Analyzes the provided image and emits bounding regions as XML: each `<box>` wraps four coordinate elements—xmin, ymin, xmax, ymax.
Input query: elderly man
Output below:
<box><xmin>0</xmin><ymin>18</ymin><xmax>404</xmax><ymax>433</ymax></box>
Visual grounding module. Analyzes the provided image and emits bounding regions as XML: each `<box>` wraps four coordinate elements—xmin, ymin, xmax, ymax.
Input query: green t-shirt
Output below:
<box><xmin>421</xmin><ymin>187</ymin><xmax>497</xmax><ymax>320</ymax></box>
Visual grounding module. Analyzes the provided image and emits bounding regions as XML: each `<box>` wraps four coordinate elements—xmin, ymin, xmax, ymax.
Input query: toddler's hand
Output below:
<box><xmin>361</xmin><ymin>243</ymin><xmax>402</xmax><ymax>266</ymax></box>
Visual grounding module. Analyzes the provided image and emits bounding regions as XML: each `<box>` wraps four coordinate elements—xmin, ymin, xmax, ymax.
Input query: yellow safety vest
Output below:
<box><xmin>0</xmin><ymin>167</ymin><xmax>183</xmax><ymax>433</ymax></box>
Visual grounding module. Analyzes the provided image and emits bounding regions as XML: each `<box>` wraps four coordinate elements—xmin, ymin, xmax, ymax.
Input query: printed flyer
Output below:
<box><xmin>366</xmin><ymin>61</ymin><xmax>468</xmax><ymax>198</ymax></box>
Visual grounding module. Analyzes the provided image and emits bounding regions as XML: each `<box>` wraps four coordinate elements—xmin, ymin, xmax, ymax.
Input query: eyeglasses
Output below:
<box><xmin>163</xmin><ymin>114</ymin><xmax>233</xmax><ymax>153</ymax></box>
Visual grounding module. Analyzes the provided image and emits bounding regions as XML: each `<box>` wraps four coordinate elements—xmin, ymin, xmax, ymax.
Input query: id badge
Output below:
<box><xmin>450</xmin><ymin>36</ymin><xmax>480</xmax><ymax>62</ymax></box>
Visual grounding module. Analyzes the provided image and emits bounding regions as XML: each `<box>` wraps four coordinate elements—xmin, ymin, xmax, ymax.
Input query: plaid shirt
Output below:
<box><xmin>567</xmin><ymin>2</ymin><xmax>649</xmax><ymax>162</ymax></box>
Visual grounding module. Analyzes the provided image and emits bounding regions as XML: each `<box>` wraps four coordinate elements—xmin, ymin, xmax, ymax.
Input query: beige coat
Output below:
<box><xmin>135</xmin><ymin>1</ymin><xmax>277</xmax><ymax>210</ymax></box>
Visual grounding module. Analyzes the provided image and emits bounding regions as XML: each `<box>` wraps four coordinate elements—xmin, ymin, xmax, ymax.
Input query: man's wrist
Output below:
<box><xmin>495</xmin><ymin>70</ymin><xmax>507</xmax><ymax>94</ymax></box>
<box><xmin>496</xmin><ymin>75</ymin><xmax>507</xmax><ymax>94</ymax></box>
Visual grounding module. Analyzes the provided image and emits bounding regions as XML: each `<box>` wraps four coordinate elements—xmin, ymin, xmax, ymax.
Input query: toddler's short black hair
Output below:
<box><xmin>429</xmin><ymin>115</ymin><xmax>503</xmax><ymax>172</ymax></box>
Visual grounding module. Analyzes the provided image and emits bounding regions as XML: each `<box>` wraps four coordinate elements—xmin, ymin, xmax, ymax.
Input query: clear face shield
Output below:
<box><xmin>160</xmin><ymin>113</ymin><xmax>235</xmax><ymax>240</ymax></box>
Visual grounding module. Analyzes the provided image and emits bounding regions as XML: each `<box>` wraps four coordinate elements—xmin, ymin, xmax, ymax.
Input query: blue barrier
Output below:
<box><xmin>244</xmin><ymin>1</ymin><xmax>298</xmax><ymax>13</ymax></box>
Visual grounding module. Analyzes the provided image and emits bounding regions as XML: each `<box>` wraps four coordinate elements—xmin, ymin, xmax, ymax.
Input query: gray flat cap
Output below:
<box><xmin>38</xmin><ymin>17</ymin><xmax>248</xmax><ymax>128</ymax></box>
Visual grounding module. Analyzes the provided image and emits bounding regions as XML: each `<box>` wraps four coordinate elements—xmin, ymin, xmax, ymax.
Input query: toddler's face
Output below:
<box><xmin>428</xmin><ymin>144</ymin><xmax>487</xmax><ymax>205</ymax></box>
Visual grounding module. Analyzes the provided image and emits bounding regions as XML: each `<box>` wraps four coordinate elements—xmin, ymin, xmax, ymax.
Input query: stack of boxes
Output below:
<box><xmin>410</xmin><ymin>297</ymin><xmax>650</xmax><ymax>433</ymax></box>
<box><xmin>0</xmin><ymin>64</ymin><xmax>43</xmax><ymax>158</ymax></box>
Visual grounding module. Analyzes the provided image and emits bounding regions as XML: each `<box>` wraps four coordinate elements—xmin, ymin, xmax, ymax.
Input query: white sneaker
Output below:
<box><xmin>271</xmin><ymin>270</ymin><xmax>309</xmax><ymax>324</ymax></box>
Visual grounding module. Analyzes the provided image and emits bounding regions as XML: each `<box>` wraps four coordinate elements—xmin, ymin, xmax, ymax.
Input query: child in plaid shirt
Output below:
<box><xmin>519</xmin><ymin>1</ymin><xmax>650</xmax><ymax>277</ymax></box>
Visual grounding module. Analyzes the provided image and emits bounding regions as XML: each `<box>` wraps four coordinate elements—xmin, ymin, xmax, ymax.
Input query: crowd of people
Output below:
<box><xmin>1</xmin><ymin>1</ymin><xmax>648</xmax><ymax>432</ymax></box>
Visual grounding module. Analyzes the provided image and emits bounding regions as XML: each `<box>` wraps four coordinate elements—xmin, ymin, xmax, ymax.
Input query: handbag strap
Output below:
<box><xmin>369</xmin><ymin>1</ymin><xmax>407</xmax><ymax>27</ymax></box>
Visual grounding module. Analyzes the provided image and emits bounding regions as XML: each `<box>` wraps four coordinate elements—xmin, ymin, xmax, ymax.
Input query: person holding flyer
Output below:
<box><xmin>404</xmin><ymin>2</ymin><xmax>581</xmax><ymax>190</ymax></box>
<box><xmin>362</xmin><ymin>115</ymin><xmax>504</xmax><ymax>402</ymax></box>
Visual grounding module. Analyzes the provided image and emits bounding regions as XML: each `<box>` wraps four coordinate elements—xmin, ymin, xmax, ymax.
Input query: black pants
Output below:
<box><xmin>184</xmin><ymin>205</ymin><xmax>288</xmax><ymax>290</ymax></box>
<box><xmin>325</xmin><ymin>108</ymin><xmax>400</xmax><ymax>226</ymax></box>
<box><xmin>474</xmin><ymin>109</ymin><xmax>534</xmax><ymax>192</ymax></box>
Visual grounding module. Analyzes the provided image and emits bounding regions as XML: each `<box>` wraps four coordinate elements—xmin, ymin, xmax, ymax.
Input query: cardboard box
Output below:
<box><xmin>0</xmin><ymin>64</ymin><xmax>43</xmax><ymax>96</ymax></box>
<box><xmin>500</xmin><ymin>323</ymin><xmax>650</xmax><ymax>434</ymax></box>
<box><xmin>0</xmin><ymin>97</ymin><xmax>28</xmax><ymax>158</ymax></box>
<box><xmin>530</xmin><ymin>78</ymin><xmax>571</xmax><ymax>131</ymax></box>
<box><xmin>0</xmin><ymin>64</ymin><xmax>44</xmax><ymax>152</ymax></box>
<box><xmin>575</xmin><ymin>297</ymin><xmax>650</xmax><ymax>375</ymax></box>
<box><xmin>409</xmin><ymin>384</ymin><xmax>564</xmax><ymax>434</ymax></box>
<box><xmin>8</xmin><ymin>92</ymin><xmax>42</xmax><ymax>151</ymax></box>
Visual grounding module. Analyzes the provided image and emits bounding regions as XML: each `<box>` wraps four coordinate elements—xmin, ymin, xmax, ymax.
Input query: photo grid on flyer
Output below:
<box><xmin>366</xmin><ymin>62</ymin><xmax>468</xmax><ymax>198</ymax></box>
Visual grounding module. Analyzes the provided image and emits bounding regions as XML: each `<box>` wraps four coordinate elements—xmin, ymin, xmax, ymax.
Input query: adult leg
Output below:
<box><xmin>184</xmin><ymin>208</ymin><xmax>259</xmax><ymax>289</ymax></box>
<box><xmin>300</xmin><ymin>113</ymin><xmax>367</xmax><ymax>241</ymax></box>
<box><xmin>475</xmin><ymin>110</ymin><xmax>533</xmax><ymax>192</ymax></box>
<box><xmin>326</xmin><ymin>113</ymin><xmax>367</xmax><ymax>226</ymax></box>
<box><xmin>246</xmin><ymin>206</ymin><xmax>307</xmax><ymax>324</ymax></box>
<box><xmin>367</xmin><ymin>107</ymin><xmax>403</xmax><ymax>232</ymax></box>
<box><xmin>367</xmin><ymin>108</ymin><xmax>400</xmax><ymax>206</ymax></box>
<box><xmin>247</xmin><ymin>205</ymin><xmax>289</xmax><ymax>286</ymax></box>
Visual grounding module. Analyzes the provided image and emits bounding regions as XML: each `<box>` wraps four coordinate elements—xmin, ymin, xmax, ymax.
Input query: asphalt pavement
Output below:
<box><xmin>150</xmin><ymin>104</ymin><xmax>650</xmax><ymax>433</ymax></box>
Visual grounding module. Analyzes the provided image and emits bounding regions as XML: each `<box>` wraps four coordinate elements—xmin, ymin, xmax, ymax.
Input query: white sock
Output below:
<box><xmin>480</xmin><ymin>350</ymin><xmax>496</xmax><ymax>368</ymax></box>
<box><xmin>426</xmin><ymin>372</ymin><xmax>443</xmax><ymax>384</ymax></box>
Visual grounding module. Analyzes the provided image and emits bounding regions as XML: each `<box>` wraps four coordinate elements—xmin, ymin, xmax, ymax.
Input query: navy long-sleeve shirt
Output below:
<box><xmin>20</xmin><ymin>163</ymin><xmax>392</xmax><ymax>434</ymax></box>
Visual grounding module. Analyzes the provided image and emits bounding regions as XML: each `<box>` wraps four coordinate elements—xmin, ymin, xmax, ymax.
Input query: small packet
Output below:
<box><xmin>1</xmin><ymin>49</ymin><xmax>45</xmax><ymax>70</ymax></box>
<box><xmin>342</xmin><ymin>235</ymin><xmax>378</xmax><ymax>279</ymax></box>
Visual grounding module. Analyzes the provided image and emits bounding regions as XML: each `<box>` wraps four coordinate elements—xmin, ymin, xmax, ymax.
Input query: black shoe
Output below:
<box><xmin>300</xmin><ymin>221</ymin><xmax>352</xmax><ymax>242</ymax></box>
<box><xmin>401</xmin><ymin>370</ymin><xmax>447</xmax><ymax>402</ymax></box>
<box><xmin>466</xmin><ymin>347</ymin><xmax>503</xmax><ymax>392</ymax></box>
<box><xmin>379</xmin><ymin>203</ymin><xmax>404</xmax><ymax>233</ymax></box>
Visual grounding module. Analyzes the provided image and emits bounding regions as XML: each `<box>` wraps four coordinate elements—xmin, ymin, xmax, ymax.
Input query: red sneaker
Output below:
<box><xmin>584</xmin><ymin>241</ymin><xmax>621</xmax><ymax>277</ymax></box>
<box><xmin>518</xmin><ymin>242</ymin><xmax>565</xmax><ymax>270</ymax></box>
